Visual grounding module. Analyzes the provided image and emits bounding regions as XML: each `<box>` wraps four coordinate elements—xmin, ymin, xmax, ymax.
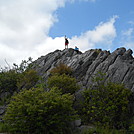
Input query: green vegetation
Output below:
<box><xmin>48</xmin><ymin>74</ymin><xmax>79</xmax><ymax>94</ymax></box>
<box><xmin>3</xmin><ymin>87</ymin><xmax>77</xmax><ymax>134</ymax></box>
<box><xmin>0</xmin><ymin>69</ymin><xmax>19</xmax><ymax>105</ymax></box>
<box><xmin>17</xmin><ymin>69</ymin><xmax>39</xmax><ymax>90</ymax></box>
<box><xmin>81</xmin><ymin>72</ymin><xmax>132</xmax><ymax>129</ymax></box>
<box><xmin>0</xmin><ymin>69</ymin><xmax>19</xmax><ymax>94</ymax></box>
<box><xmin>50</xmin><ymin>63</ymin><xmax>73</xmax><ymax>76</ymax></box>
<box><xmin>0</xmin><ymin>60</ymin><xmax>133</xmax><ymax>134</ymax></box>
<box><xmin>81</xmin><ymin>126</ymin><xmax>128</xmax><ymax>134</ymax></box>
<box><xmin>48</xmin><ymin>63</ymin><xmax>79</xmax><ymax>94</ymax></box>
<box><xmin>2</xmin><ymin>63</ymin><xmax>79</xmax><ymax>134</ymax></box>
<box><xmin>0</xmin><ymin>58</ymin><xmax>39</xmax><ymax>105</ymax></box>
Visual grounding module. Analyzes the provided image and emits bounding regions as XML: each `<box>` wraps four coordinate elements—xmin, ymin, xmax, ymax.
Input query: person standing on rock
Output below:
<box><xmin>65</xmin><ymin>35</ymin><xmax>69</xmax><ymax>49</ymax></box>
<box><xmin>75</xmin><ymin>46</ymin><xmax>79</xmax><ymax>53</ymax></box>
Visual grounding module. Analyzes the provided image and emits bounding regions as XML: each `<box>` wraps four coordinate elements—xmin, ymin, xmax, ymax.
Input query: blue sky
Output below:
<box><xmin>0</xmin><ymin>0</ymin><xmax>134</xmax><ymax>67</ymax></box>
<box><xmin>49</xmin><ymin>0</ymin><xmax>134</xmax><ymax>51</ymax></box>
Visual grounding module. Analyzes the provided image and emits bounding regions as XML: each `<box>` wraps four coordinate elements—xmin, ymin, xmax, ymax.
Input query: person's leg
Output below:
<box><xmin>65</xmin><ymin>43</ymin><xmax>67</xmax><ymax>49</ymax></box>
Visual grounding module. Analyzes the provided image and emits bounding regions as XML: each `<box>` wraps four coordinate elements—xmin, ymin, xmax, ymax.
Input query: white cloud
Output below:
<box><xmin>0</xmin><ymin>0</ymin><xmax>67</xmax><ymax>67</ymax></box>
<box><xmin>79</xmin><ymin>0</ymin><xmax>96</xmax><ymax>2</ymax></box>
<box><xmin>128</xmin><ymin>21</ymin><xmax>134</xmax><ymax>25</ymax></box>
<box><xmin>122</xmin><ymin>28</ymin><xmax>134</xmax><ymax>36</ymax></box>
<box><xmin>122</xmin><ymin>28</ymin><xmax>134</xmax><ymax>50</ymax></box>
<box><xmin>0</xmin><ymin>0</ymin><xmax>66</xmax><ymax>46</ymax></box>
<box><xmin>0</xmin><ymin>0</ymin><xmax>116</xmax><ymax>68</ymax></box>
<box><xmin>70</xmin><ymin>16</ymin><xmax>118</xmax><ymax>51</ymax></box>
<box><xmin>69</xmin><ymin>0</ymin><xmax>96</xmax><ymax>2</ymax></box>
<box><xmin>124</xmin><ymin>42</ymin><xmax>134</xmax><ymax>48</ymax></box>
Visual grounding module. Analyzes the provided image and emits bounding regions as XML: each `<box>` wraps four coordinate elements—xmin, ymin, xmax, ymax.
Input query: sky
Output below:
<box><xmin>0</xmin><ymin>0</ymin><xmax>134</xmax><ymax>67</ymax></box>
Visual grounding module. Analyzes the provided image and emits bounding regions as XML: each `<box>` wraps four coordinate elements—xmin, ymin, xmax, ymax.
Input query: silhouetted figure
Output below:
<box><xmin>65</xmin><ymin>35</ymin><xmax>69</xmax><ymax>49</ymax></box>
<box><xmin>75</xmin><ymin>46</ymin><xmax>79</xmax><ymax>53</ymax></box>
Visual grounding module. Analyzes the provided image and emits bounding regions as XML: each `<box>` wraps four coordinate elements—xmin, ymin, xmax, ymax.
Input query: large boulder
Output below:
<box><xmin>33</xmin><ymin>47</ymin><xmax>134</xmax><ymax>92</ymax></box>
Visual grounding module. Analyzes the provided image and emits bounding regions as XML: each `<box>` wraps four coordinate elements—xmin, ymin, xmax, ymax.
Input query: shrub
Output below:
<box><xmin>0</xmin><ymin>57</ymin><xmax>35</xmax><ymax>94</ymax></box>
<box><xmin>0</xmin><ymin>70</ymin><xmax>19</xmax><ymax>105</ymax></box>
<box><xmin>0</xmin><ymin>70</ymin><xmax>19</xmax><ymax>94</ymax></box>
<box><xmin>82</xmin><ymin>82</ymin><xmax>132</xmax><ymax>129</ymax></box>
<box><xmin>50</xmin><ymin>63</ymin><xmax>73</xmax><ymax>76</ymax></box>
<box><xmin>0</xmin><ymin>122</ymin><xmax>10</xmax><ymax>133</ymax></box>
<box><xmin>82</xmin><ymin>126</ymin><xmax>127</xmax><ymax>134</ymax></box>
<box><xmin>3</xmin><ymin>87</ymin><xmax>77</xmax><ymax>134</ymax></box>
<box><xmin>17</xmin><ymin>69</ymin><xmax>39</xmax><ymax>90</ymax></box>
<box><xmin>47</xmin><ymin>74</ymin><xmax>79</xmax><ymax>94</ymax></box>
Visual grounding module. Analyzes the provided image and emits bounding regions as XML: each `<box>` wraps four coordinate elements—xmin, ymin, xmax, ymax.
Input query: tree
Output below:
<box><xmin>0</xmin><ymin>58</ymin><xmax>39</xmax><ymax>105</ymax></box>
<box><xmin>3</xmin><ymin>87</ymin><xmax>77</xmax><ymax>134</ymax></box>
<box><xmin>17</xmin><ymin>69</ymin><xmax>39</xmax><ymax>90</ymax></box>
<box><xmin>0</xmin><ymin>70</ymin><xmax>19</xmax><ymax>94</ymax></box>
<box><xmin>48</xmin><ymin>63</ymin><xmax>79</xmax><ymax>94</ymax></box>
<box><xmin>82</xmin><ymin>74</ymin><xmax>132</xmax><ymax>129</ymax></box>
<box><xmin>47</xmin><ymin>74</ymin><xmax>79</xmax><ymax>94</ymax></box>
<box><xmin>0</xmin><ymin>69</ymin><xmax>20</xmax><ymax>105</ymax></box>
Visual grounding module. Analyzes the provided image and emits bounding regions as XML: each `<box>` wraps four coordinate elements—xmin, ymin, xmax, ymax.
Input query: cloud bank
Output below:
<box><xmin>0</xmin><ymin>0</ymin><xmax>66</xmax><ymax>67</ymax></box>
<box><xmin>70</xmin><ymin>16</ymin><xmax>118</xmax><ymax>51</ymax></box>
<box><xmin>122</xmin><ymin>28</ymin><xmax>134</xmax><ymax>50</ymax></box>
<box><xmin>0</xmin><ymin>0</ymin><xmax>117</xmax><ymax>67</ymax></box>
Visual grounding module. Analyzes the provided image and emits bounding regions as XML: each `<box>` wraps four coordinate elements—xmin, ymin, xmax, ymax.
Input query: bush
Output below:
<box><xmin>0</xmin><ymin>122</ymin><xmax>10</xmax><ymax>133</ymax></box>
<box><xmin>47</xmin><ymin>74</ymin><xmax>79</xmax><ymax>94</ymax></box>
<box><xmin>0</xmin><ymin>70</ymin><xmax>19</xmax><ymax>94</ymax></box>
<box><xmin>0</xmin><ymin>68</ymin><xmax>39</xmax><ymax>105</ymax></box>
<box><xmin>50</xmin><ymin>63</ymin><xmax>73</xmax><ymax>76</ymax></box>
<box><xmin>17</xmin><ymin>69</ymin><xmax>39</xmax><ymax>90</ymax></box>
<box><xmin>129</xmin><ymin>123</ymin><xmax>134</xmax><ymax>133</ymax></box>
<box><xmin>0</xmin><ymin>70</ymin><xmax>19</xmax><ymax>105</ymax></box>
<box><xmin>0</xmin><ymin>58</ymin><xmax>36</xmax><ymax>103</ymax></box>
<box><xmin>82</xmin><ymin>82</ymin><xmax>132</xmax><ymax>129</ymax></box>
<box><xmin>3</xmin><ymin>87</ymin><xmax>77</xmax><ymax>134</ymax></box>
<box><xmin>82</xmin><ymin>127</ymin><xmax>127</xmax><ymax>134</ymax></box>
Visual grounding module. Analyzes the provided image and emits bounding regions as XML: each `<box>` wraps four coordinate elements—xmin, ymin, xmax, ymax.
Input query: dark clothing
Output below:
<box><xmin>65</xmin><ymin>38</ymin><xmax>69</xmax><ymax>44</ymax></box>
<box><xmin>65</xmin><ymin>38</ymin><xmax>69</xmax><ymax>49</ymax></box>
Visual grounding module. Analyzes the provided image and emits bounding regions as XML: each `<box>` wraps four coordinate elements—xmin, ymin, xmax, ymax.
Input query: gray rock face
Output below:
<box><xmin>33</xmin><ymin>47</ymin><xmax>134</xmax><ymax>92</ymax></box>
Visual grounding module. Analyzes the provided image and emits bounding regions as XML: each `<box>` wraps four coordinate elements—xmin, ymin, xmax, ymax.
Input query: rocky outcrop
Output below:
<box><xmin>33</xmin><ymin>47</ymin><xmax>134</xmax><ymax>92</ymax></box>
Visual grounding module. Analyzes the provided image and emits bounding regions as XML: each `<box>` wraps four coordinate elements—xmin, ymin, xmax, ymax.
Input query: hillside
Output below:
<box><xmin>33</xmin><ymin>47</ymin><xmax>134</xmax><ymax>92</ymax></box>
<box><xmin>0</xmin><ymin>47</ymin><xmax>134</xmax><ymax>133</ymax></box>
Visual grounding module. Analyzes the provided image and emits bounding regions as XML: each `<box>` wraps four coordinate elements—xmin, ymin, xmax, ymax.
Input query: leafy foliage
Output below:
<box><xmin>82</xmin><ymin>73</ymin><xmax>132</xmax><ymax>129</ymax></box>
<box><xmin>3</xmin><ymin>87</ymin><xmax>77</xmax><ymax>134</ymax></box>
<box><xmin>0</xmin><ymin>70</ymin><xmax>19</xmax><ymax>105</ymax></box>
<box><xmin>0</xmin><ymin>70</ymin><xmax>19</xmax><ymax>94</ymax></box>
<box><xmin>82</xmin><ymin>126</ymin><xmax>127</xmax><ymax>134</ymax></box>
<box><xmin>0</xmin><ymin>58</ymin><xmax>39</xmax><ymax>105</ymax></box>
<box><xmin>47</xmin><ymin>74</ymin><xmax>79</xmax><ymax>94</ymax></box>
<box><xmin>50</xmin><ymin>63</ymin><xmax>73</xmax><ymax>76</ymax></box>
<box><xmin>48</xmin><ymin>63</ymin><xmax>79</xmax><ymax>94</ymax></box>
<box><xmin>17</xmin><ymin>69</ymin><xmax>39</xmax><ymax>90</ymax></box>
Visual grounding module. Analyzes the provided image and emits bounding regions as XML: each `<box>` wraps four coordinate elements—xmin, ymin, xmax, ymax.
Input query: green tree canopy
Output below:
<box><xmin>0</xmin><ymin>70</ymin><xmax>19</xmax><ymax>94</ymax></box>
<box><xmin>3</xmin><ymin>87</ymin><xmax>77</xmax><ymax>134</ymax></box>
<box><xmin>47</xmin><ymin>74</ymin><xmax>79</xmax><ymax>94</ymax></box>
<box><xmin>17</xmin><ymin>69</ymin><xmax>39</xmax><ymax>90</ymax></box>
<box><xmin>82</xmin><ymin>77</ymin><xmax>132</xmax><ymax>129</ymax></box>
